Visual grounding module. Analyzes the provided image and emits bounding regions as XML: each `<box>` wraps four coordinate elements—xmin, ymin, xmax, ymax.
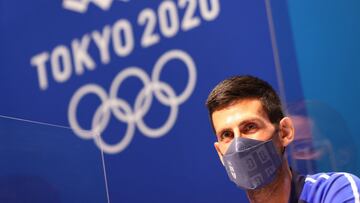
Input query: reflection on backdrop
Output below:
<box><xmin>287</xmin><ymin>100</ymin><xmax>358</xmax><ymax>175</ymax></box>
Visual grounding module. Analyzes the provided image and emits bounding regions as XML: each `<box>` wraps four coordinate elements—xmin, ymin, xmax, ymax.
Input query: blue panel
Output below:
<box><xmin>0</xmin><ymin>117</ymin><xmax>108</xmax><ymax>202</ymax></box>
<box><xmin>0</xmin><ymin>0</ymin><xmax>303</xmax><ymax>202</ymax></box>
<box><xmin>287</xmin><ymin>0</ymin><xmax>360</xmax><ymax>175</ymax></box>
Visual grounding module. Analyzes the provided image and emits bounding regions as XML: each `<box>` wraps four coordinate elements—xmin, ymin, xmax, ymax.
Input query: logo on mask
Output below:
<box><xmin>228</xmin><ymin>161</ymin><xmax>237</xmax><ymax>179</ymax></box>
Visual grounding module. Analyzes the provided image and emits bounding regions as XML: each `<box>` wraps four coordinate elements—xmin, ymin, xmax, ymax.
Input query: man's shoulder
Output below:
<box><xmin>300</xmin><ymin>172</ymin><xmax>360</xmax><ymax>203</ymax></box>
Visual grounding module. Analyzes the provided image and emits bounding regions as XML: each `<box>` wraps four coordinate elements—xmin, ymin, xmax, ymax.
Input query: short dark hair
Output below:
<box><xmin>206</xmin><ymin>75</ymin><xmax>284</xmax><ymax>128</ymax></box>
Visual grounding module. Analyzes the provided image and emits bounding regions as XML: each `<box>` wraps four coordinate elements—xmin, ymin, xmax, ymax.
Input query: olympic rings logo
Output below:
<box><xmin>68</xmin><ymin>49</ymin><xmax>197</xmax><ymax>154</ymax></box>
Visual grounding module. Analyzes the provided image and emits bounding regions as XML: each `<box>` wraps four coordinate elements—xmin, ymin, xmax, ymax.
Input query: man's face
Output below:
<box><xmin>212</xmin><ymin>98</ymin><xmax>279</xmax><ymax>155</ymax></box>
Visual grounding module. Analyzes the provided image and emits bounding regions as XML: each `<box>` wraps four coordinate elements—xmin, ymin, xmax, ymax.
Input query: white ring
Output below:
<box><xmin>136</xmin><ymin>82</ymin><xmax>178</xmax><ymax>138</ymax></box>
<box><xmin>152</xmin><ymin>49</ymin><xmax>197</xmax><ymax>105</ymax></box>
<box><xmin>92</xmin><ymin>99</ymin><xmax>136</xmax><ymax>154</ymax></box>
<box><xmin>68</xmin><ymin>84</ymin><xmax>109</xmax><ymax>139</ymax></box>
<box><xmin>109</xmin><ymin>67</ymin><xmax>152</xmax><ymax>122</ymax></box>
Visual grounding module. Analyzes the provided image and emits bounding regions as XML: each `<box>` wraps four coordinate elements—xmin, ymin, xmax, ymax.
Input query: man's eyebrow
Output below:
<box><xmin>239</xmin><ymin>117</ymin><xmax>265</xmax><ymax>126</ymax></box>
<box><xmin>215</xmin><ymin>117</ymin><xmax>265</xmax><ymax>136</ymax></box>
<box><xmin>236</xmin><ymin>118</ymin><xmax>265</xmax><ymax>132</ymax></box>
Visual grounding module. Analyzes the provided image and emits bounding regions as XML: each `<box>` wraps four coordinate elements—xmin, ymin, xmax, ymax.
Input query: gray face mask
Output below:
<box><xmin>222</xmin><ymin>135</ymin><xmax>283</xmax><ymax>190</ymax></box>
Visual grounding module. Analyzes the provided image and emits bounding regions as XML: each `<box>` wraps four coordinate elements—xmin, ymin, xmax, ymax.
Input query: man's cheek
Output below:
<box><xmin>221</xmin><ymin>143</ymin><xmax>231</xmax><ymax>154</ymax></box>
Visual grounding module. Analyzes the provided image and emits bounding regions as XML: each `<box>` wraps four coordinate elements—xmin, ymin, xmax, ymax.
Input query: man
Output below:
<box><xmin>205</xmin><ymin>75</ymin><xmax>360</xmax><ymax>203</ymax></box>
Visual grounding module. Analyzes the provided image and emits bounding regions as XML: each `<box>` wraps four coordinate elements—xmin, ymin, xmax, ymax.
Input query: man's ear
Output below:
<box><xmin>278</xmin><ymin>117</ymin><xmax>295</xmax><ymax>147</ymax></box>
<box><xmin>214</xmin><ymin>142</ymin><xmax>225</xmax><ymax>166</ymax></box>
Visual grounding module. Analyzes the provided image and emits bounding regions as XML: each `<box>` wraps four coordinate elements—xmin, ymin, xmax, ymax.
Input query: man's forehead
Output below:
<box><xmin>212</xmin><ymin>99</ymin><xmax>270</xmax><ymax>124</ymax></box>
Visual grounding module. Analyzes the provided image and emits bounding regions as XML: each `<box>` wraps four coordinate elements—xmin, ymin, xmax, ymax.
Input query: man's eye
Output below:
<box><xmin>243</xmin><ymin>123</ymin><xmax>258</xmax><ymax>133</ymax></box>
<box><xmin>220</xmin><ymin>131</ymin><xmax>233</xmax><ymax>140</ymax></box>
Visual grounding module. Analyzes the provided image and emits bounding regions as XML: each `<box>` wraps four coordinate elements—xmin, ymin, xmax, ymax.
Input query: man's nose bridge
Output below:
<box><xmin>233</xmin><ymin>127</ymin><xmax>241</xmax><ymax>138</ymax></box>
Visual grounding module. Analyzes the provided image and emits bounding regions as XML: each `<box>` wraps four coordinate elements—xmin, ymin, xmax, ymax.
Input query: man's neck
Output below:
<box><xmin>246</xmin><ymin>161</ymin><xmax>292</xmax><ymax>203</ymax></box>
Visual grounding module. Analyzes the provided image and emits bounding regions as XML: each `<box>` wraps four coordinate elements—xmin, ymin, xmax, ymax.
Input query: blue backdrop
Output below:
<box><xmin>0</xmin><ymin>1</ymin><xmax>305</xmax><ymax>202</ymax></box>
